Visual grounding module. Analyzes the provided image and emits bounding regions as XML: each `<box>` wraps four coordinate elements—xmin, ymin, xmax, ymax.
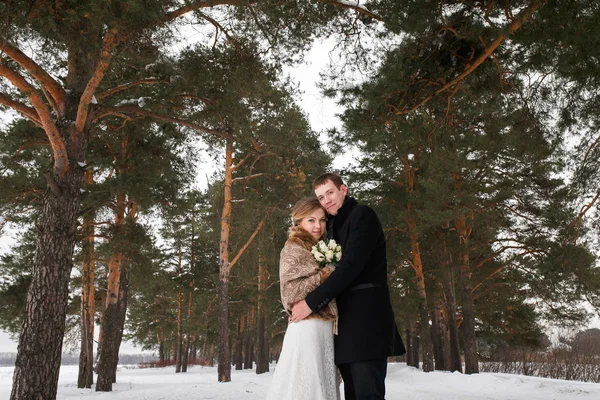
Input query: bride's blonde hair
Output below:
<box><xmin>291</xmin><ymin>197</ymin><xmax>326</xmax><ymax>227</ymax></box>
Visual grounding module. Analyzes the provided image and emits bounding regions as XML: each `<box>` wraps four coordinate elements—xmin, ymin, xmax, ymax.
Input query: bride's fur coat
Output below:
<box><xmin>279</xmin><ymin>226</ymin><xmax>338</xmax><ymax>333</ymax></box>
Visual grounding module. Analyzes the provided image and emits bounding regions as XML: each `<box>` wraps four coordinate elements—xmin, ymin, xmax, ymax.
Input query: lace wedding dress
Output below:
<box><xmin>266</xmin><ymin>318</ymin><xmax>340</xmax><ymax>400</ymax></box>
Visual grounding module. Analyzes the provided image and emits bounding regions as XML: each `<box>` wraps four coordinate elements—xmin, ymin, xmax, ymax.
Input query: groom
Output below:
<box><xmin>292</xmin><ymin>173</ymin><xmax>405</xmax><ymax>400</ymax></box>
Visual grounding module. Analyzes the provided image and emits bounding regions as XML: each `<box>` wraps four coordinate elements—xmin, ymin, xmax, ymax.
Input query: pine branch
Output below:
<box><xmin>0</xmin><ymin>36</ymin><xmax>66</xmax><ymax>115</ymax></box>
<box><xmin>196</xmin><ymin>11</ymin><xmax>238</xmax><ymax>47</ymax></box>
<box><xmin>160</xmin><ymin>0</ymin><xmax>254</xmax><ymax>25</ymax></box>
<box><xmin>92</xmin><ymin>105</ymin><xmax>232</xmax><ymax>140</ymax></box>
<box><xmin>75</xmin><ymin>27</ymin><xmax>121</xmax><ymax>136</ymax></box>
<box><xmin>227</xmin><ymin>220</ymin><xmax>264</xmax><ymax>272</ymax></box>
<box><xmin>231</xmin><ymin>150</ymin><xmax>255</xmax><ymax>172</ymax></box>
<box><xmin>570</xmin><ymin>190</ymin><xmax>600</xmax><ymax>244</ymax></box>
<box><xmin>232</xmin><ymin>172</ymin><xmax>265</xmax><ymax>183</ymax></box>
<box><xmin>0</xmin><ymin>92</ymin><xmax>42</xmax><ymax>126</ymax></box>
<box><xmin>0</xmin><ymin>64</ymin><xmax>68</xmax><ymax>174</ymax></box>
<box><xmin>97</xmin><ymin>79</ymin><xmax>170</xmax><ymax>100</ymax></box>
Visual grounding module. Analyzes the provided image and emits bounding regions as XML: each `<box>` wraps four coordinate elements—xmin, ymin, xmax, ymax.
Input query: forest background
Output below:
<box><xmin>1</xmin><ymin>1</ymin><xmax>600</xmax><ymax>399</ymax></box>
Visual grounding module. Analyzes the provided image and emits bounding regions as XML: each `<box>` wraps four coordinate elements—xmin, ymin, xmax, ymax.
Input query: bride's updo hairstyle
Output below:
<box><xmin>291</xmin><ymin>197</ymin><xmax>326</xmax><ymax>227</ymax></box>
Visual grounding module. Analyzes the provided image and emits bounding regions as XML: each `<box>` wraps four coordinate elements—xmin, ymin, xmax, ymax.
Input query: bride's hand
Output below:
<box><xmin>291</xmin><ymin>299</ymin><xmax>312</xmax><ymax>322</ymax></box>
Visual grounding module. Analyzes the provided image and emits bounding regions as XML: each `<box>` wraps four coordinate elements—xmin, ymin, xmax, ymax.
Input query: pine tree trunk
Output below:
<box><xmin>406</xmin><ymin>215</ymin><xmax>434</xmax><ymax>372</ymax></box>
<box><xmin>95</xmin><ymin>313</ymin><xmax>104</xmax><ymax>369</ymax></box>
<box><xmin>209</xmin><ymin>344</ymin><xmax>215</xmax><ymax>367</ymax></box>
<box><xmin>256</xmin><ymin>242</ymin><xmax>269</xmax><ymax>374</ymax></box>
<box><xmin>256</xmin><ymin>314</ymin><xmax>268</xmax><ymax>373</ymax></box>
<box><xmin>183</xmin><ymin>223</ymin><xmax>195</xmax><ymax>373</ymax></box>
<box><xmin>440</xmin><ymin>234</ymin><xmax>462</xmax><ymax>373</ymax></box>
<box><xmin>217</xmin><ymin>139</ymin><xmax>234</xmax><ymax>382</ymax></box>
<box><xmin>96</xmin><ymin>191</ymin><xmax>137</xmax><ymax>390</ymax></box>
<box><xmin>234</xmin><ymin>317</ymin><xmax>244</xmax><ymax>370</ymax></box>
<box><xmin>176</xmin><ymin>247</ymin><xmax>184</xmax><ymax>373</ymax></box>
<box><xmin>182</xmin><ymin>334</ymin><xmax>191</xmax><ymax>372</ymax></box>
<box><xmin>10</xmin><ymin>145</ymin><xmax>85</xmax><ymax>400</ymax></box>
<box><xmin>158</xmin><ymin>337</ymin><xmax>165</xmax><ymax>363</ymax></box>
<box><xmin>96</xmin><ymin>257</ymin><xmax>129</xmax><ymax>391</ymax></box>
<box><xmin>402</xmin><ymin>158</ymin><xmax>433</xmax><ymax>371</ymax></box>
<box><xmin>78</xmin><ymin>174</ymin><xmax>95</xmax><ymax>389</ymax></box>
<box><xmin>459</xmin><ymin>250</ymin><xmax>478</xmax><ymax>374</ymax></box>
<box><xmin>412</xmin><ymin>325</ymin><xmax>420</xmax><ymax>369</ymax></box>
<box><xmin>455</xmin><ymin>212</ymin><xmax>478</xmax><ymax>374</ymax></box>
<box><xmin>111</xmin><ymin>267</ymin><xmax>129</xmax><ymax>382</ymax></box>
<box><xmin>191</xmin><ymin>342</ymin><xmax>197</xmax><ymax>362</ymax></box>
<box><xmin>431</xmin><ymin>299</ymin><xmax>447</xmax><ymax>371</ymax></box>
<box><xmin>244</xmin><ymin>309</ymin><xmax>254</xmax><ymax>369</ymax></box>
<box><xmin>405</xmin><ymin>327</ymin><xmax>413</xmax><ymax>367</ymax></box>
<box><xmin>96</xmin><ymin>252</ymin><xmax>123</xmax><ymax>390</ymax></box>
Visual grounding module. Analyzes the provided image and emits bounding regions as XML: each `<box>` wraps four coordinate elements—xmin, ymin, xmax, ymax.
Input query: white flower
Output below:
<box><xmin>325</xmin><ymin>250</ymin><xmax>334</xmax><ymax>261</ymax></box>
<box><xmin>334</xmin><ymin>251</ymin><xmax>342</xmax><ymax>262</ymax></box>
<box><xmin>328</xmin><ymin>239</ymin><xmax>337</xmax><ymax>250</ymax></box>
<box><xmin>318</xmin><ymin>241</ymin><xmax>328</xmax><ymax>253</ymax></box>
<box><xmin>335</xmin><ymin>245</ymin><xmax>341</xmax><ymax>252</ymax></box>
<box><xmin>314</xmin><ymin>252</ymin><xmax>325</xmax><ymax>262</ymax></box>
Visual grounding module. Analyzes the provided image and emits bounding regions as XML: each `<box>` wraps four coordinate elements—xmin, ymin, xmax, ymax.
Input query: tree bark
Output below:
<box><xmin>217</xmin><ymin>138</ymin><xmax>234</xmax><ymax>382</ymax></box>
<box><xmin>176</xmin><ymin>246</ymin><xmax>184</xmax><ymax>373</ymax></box>
<box><xmin>96</xmin><ymin>194</ymin><xmax>126</xmax><ymax>392</ymax></box>
<box><xmin>234</xmin><ymin>316</ymin><xmax>244</xmax><ymax>370</ymax></box>
<box><xmin>440</xmin><ymin>232</ymin><xmax>462</xmax><ymax>373</ymax></box>
<box><xmin>96</xmin><ymin>257</ymin><xmax>129</xmax><ymax>391</ymax></box>
<box><xmin>405</xmin><ymin>327</ymin><xmax>413</xmax><ymax>367</ymax></box>
<box><xmin>244</xmin><ymin>308</ymin><xmax>255</xmax><ymax>370</ymax></box>
<box><xmin>407</xmin><ymin>218</ymin><xmax>434</xmax><ymax>372</ymax></box>
<box><xmin>111</xmin><ymin>266</ymin><xmax>129</xmax><ymax>382</ymax></box>
<box><xmin>78</xmin><ymin>168</ymin><xmax>95</xmax><ymax>389</ymax></box>
<box><xmin>403</xmin><ymin>157</ymin><xmax>434</xmax><ymax>372</ymax></box>
<box><xmin>10</xmin><ymin>136</ymin><xmax>86</xmax><ymax>400</ymax></box>
<box><xmin>96</xmin><ymin>194</ymin><xmax>135</xmax><ymax>390</ymax></box>
<box><xmin>455</xmin><ymin>211</ymin><xmax>479</xmax><ymax>374</ymax></box>
<box><xmin>183</xmin><ymin>222</ymin><xmax>196</xmax><ymax>373</ymax></box>
<box><xmin>411</xmin><ymin>325</ymin><xmax>420</xmax><ymax>369</ymax></box>
<box><xmin>158</xmin><ymin>336</ymin><xmax>165</xmax><ymax>363</ymax></box>
<box><xmin>431</xmin><ymin>299</ymin><xmax>447</xmax><ymax>371</ymax></box>
<box><xmin>256</xmin><ymin>239</ymin><xmax>269</xmax><ymax>374</ymax></box>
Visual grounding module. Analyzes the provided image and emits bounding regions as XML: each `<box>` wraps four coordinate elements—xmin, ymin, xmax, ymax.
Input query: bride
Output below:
<box><xmin>266</xmin><ymin>197</ymin><xmax>340</xmax><ymax>400</ymax></box>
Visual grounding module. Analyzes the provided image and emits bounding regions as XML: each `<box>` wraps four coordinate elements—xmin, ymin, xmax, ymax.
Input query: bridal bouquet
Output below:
<box><xmin>311</xmin><ymin>239</ymin><xmax>342</xmax><ymax>267</ymax></box>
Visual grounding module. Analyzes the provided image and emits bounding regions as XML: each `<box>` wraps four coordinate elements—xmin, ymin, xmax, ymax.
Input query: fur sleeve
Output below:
<box><xmin>279</xmin><ymin>244</ymin><xmax>322</xmax><ymax>313</ymax></box>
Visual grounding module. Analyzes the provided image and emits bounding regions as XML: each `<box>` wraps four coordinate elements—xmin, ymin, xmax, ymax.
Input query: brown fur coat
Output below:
<box><xmin>279</xmin><ymin>226</ymin><xmax>338</xmax><ymax>333</ymax></box>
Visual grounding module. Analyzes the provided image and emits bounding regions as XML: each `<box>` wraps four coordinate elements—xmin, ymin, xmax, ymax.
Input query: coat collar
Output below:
<box><xmin>332</xmin><ymin>196</ymin><xmax>358</xmax><ymax>224</ymax></box>
<box><xmin>286</xmin><ymin>226</ymin><xmax>318</xmax><ymax>251</ymax></box>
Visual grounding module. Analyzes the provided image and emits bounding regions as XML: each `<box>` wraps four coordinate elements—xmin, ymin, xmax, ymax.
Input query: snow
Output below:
<box><xmin>1</xmin><ymin>363</ymin><xmax>599</xmax><ymax>399</ymax></box>
<box><xmin>337</xmin><ymin>0</ymin><xmax>370</xmax><ymax>12</ymax></box>
<box><xmin>114</xmin><ymin>97</ymin><xmax>147</xmax><ymax>107</ymax></box>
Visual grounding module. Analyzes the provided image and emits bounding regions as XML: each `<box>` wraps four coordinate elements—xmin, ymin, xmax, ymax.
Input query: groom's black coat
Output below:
<box><xmin>306</xmin><ymin>196</ymin><xmax>405</xmax><ymax>365</ymax></box>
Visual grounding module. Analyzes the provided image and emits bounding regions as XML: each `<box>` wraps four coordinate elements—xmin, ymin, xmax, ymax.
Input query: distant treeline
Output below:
<box><xmin>0</xmin><ymin>353</ymin><xmax>157</xmax><ymax>367</ymax></box>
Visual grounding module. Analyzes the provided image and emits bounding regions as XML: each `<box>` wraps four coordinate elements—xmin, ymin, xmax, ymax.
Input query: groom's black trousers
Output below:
<box><xmin>338</xmin><ymin>358</ymin><xmax>387</xmax><ymax>400</ymax></box>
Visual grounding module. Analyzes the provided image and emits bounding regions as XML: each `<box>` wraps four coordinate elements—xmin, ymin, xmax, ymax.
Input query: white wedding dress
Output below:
<box><xmin>266</xmin><ymin>318</ymin><xmax>340</xmax><ymax>400</ymax></box>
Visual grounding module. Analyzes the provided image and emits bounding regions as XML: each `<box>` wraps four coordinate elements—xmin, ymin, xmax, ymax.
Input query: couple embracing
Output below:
<box><xmin>267</xmin><ymin>173</ymin><xmax>406</xmax><ymax>400</ymax></box>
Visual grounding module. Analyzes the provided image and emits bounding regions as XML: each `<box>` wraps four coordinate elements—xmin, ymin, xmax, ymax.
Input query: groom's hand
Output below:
<box><xmin>291</xmin><ymin>300</ymin><xmax>312</xmax><ymax>322</ymax></box>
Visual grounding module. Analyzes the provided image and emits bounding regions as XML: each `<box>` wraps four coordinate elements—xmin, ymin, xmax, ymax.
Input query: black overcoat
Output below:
<box><xmin>305</xmin><ymin>196</ymin><xmax>405</xmax><ymax>364</ymax></box>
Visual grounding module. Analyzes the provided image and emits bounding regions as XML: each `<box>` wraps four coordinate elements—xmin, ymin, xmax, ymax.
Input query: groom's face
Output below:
<box><xmin>314</xmin><ymin>180</ymin><xmax>347</xmax><ymax>216</ymax></box>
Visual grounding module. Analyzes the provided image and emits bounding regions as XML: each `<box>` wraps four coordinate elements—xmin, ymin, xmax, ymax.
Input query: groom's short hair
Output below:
<box><xmin>313</xmin><ymin>173</ymin><xmax>345</xmax><ymax>190</ymax></box>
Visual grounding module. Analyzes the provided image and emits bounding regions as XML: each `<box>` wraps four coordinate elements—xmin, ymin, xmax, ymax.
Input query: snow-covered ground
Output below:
<box><xmin>1</xmin><ymin>363</ymin><xmax>599</xmax><ymax>399</ymax></box>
